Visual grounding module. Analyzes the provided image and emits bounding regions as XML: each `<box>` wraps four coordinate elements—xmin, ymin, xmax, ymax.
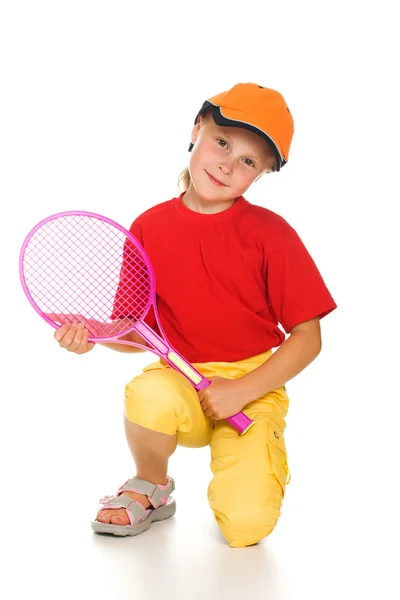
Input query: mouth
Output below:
<box><xmin>205</xmin><ymin>171</ymin><xmax>226</xmax><ymax>186</ymax></box>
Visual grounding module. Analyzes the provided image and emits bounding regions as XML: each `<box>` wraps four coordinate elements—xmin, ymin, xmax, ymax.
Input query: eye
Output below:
<box><xmin>243</xmin><ymin>158</ymin><xmax>256</xmax><ymax>168</ymax></box>
<box><xmin>217</xmin><ymin>138</ymin><xmax>228</xmax><ymax>147</ymax></box>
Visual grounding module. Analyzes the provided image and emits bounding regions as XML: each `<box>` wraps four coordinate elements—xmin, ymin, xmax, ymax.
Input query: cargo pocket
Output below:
<box><xmin>265</xmin><ymin>419</ymin><xmax>291</xmax><ymax>496</ymax></box>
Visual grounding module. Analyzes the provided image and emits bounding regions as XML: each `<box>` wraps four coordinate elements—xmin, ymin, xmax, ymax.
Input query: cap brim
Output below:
<box><xmin>196</xmin><ymin>102</ymin><xmax>284</xmax><ymax>171</ymax></box>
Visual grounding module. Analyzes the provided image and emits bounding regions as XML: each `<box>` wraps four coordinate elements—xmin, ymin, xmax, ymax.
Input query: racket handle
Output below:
<box><xmin>166</xmin><ymin>351</ymin><xmax>254</xmax><ymax>435</ymax></box>
<box><xmin>167</xmin><ymin>351</ymin><xmax>254</xmax><ymax>435</ymax></box>
<box><xmin>133</xmin><ymin>321</ymin><xmax>210</xmax><ymax>389</ymax></box>
<box><xmin>226</xmin><ymin>413</ymin><xmax>254</xmax><ymax>436</ymax></box>
<box><xmin>167</xmin><ymin>351</ymin><xmax>209</xmax><ymax>388</ymax></box>
<box><xmin>168</xmin><ymin>352</ymin><xmax>254</xmax><ymax>434</ymax></box>
<box><xmin>133</xmin><ymin>322</ymin><xmax>254</xmax><ymax>435</ymax></box>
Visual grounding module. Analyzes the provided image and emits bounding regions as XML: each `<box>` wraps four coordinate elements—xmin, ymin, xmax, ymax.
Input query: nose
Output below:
<box><xmin>219</xmin><ymin>162</ymin><xmax>232</xmax><ymax>176</ymax></box>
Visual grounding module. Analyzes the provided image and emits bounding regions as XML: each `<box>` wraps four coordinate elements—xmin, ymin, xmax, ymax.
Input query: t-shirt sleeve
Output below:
<box><xmin>110</xmin><ymin>218</ymin><xmax>157</xmax><ymax>330</ymax></box>
<box><xmin>266</xmin><ymin>227</ymin><xmax>337</xmax><ymax>333</ymax></box>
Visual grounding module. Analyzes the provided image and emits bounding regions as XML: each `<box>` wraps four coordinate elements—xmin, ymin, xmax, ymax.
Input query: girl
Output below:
<box><xmin>55</xmin><ymin>83</ymin><xmax>337</xmax><ymax>548</ymax></box>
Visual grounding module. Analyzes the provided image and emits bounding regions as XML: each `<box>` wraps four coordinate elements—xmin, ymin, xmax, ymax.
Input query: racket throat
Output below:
<box><xmin>133</xmin><ymin>321</ymin><xmax>203</xmax><ymax>387</ymax></box>
<box><xmin>134</xmin><ymin>321</ymin><xmax>169</xmax><ymax>355</ymax></box>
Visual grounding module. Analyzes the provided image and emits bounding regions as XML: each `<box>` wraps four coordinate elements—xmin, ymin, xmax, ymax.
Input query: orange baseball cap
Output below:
<box><xmin>189</xmin><ymin>82</ymin><xmax>294</xmax><ymax>171</ymax></box>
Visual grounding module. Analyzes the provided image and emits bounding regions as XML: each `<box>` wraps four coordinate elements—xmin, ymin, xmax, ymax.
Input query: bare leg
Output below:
<box><xmin>96</xmin><ymin>418</ymin><xmax>177</xmax><ymax>525</ymax></box>
<box><xmin>125</xmin><ymin>418</ymin><xmax>177</xmax><ymax>483</ymax></box>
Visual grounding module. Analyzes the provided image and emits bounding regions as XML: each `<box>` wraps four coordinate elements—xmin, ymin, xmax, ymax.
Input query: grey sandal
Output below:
<box><xmin>91</xmin><ymin>476</ymin><xmax>176</xmax><ymax>536</ymax></box>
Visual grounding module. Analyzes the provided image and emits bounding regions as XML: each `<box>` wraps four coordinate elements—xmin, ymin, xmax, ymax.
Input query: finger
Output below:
<box><xmin>59</xmin><ymin>323</ymin><xmax>81</xmax><ymax>350</ymax></box>
<box><xmin>54</xmin><ymin>324</ymin><xmax>70</xmax><ymax>342</ymax></box>
<box><xmin>76</xmin><ymin>327</ymin><xmax>93</xmax><ymax>354</ymax></box>
<box><xmin>68</xmin><ymin>322</ymin><xmax>87</xmax><ymax>352</ymax></box>
<box><xmin>199</xmin><ymin>398</ymin><xmax>208</xmax><ymax>412</ymax></box>
<box><xmin>198</xmin><ymin>390</ymin><xmax>210</xmax><ymax>403</ymax></box>
<box><xmin>205</xmin><ymin>408</ymin><xmax>217</xmax><ymax>419</ymax></box>
<box><xmin>54</xmin><ymin>318</ymin><xmax>82</xmax><ymax>339</ymax></box>
<box><xmin>203</xmin><ymin>403</ymin><xmax>215</xmax><ymax>417</ymax></box>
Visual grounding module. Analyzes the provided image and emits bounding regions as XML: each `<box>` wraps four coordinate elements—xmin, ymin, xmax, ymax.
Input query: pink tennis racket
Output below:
<box><xmin>19</xmin><ymin>211</ymin><xmax>254</xmax><ymax>435</ymax></box>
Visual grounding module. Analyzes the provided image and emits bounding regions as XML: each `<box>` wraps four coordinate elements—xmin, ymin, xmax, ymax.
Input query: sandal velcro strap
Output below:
<box><xmin>101</xmin><ymin>495</ymin><xmax>148</xmax><ymax>526</ymax></box>
<box><xmin>118</xmin><ymin>476</ymin><xmax>175</xmax><ymax>509</ymax></box>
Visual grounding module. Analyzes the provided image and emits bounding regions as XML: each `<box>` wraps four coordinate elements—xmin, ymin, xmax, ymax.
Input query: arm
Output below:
<box><xmin>54</xmin><ymin>319</ymin><xmax>149</xmax><ymax>354</ymax></box>
<box><xmin>236</xmin><ymin>317</ymin><xmax>322</xmax><ymax>404</ymax></box>
<box><xmin>199</xmin><ymin>317</ymin><xmax>322</xmax><ymax>420</ymax></box>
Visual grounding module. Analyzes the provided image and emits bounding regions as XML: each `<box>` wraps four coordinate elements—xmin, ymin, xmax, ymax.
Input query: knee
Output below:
<box><xmin>208</xmin><ymin>480</ymin><xmax>283</xmax><ymax>548</ymax></box>
<box><xmin>212</xmin><ymin>502</ymin><xmax>281</xmax><ymax>548</ymax></box>
<box><xmin>124</xmin><ymin>371</ymin><xmax>178</xmax><ymax>434</ymax></box>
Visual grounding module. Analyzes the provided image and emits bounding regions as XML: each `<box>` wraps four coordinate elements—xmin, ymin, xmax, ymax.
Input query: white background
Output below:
<box><xmin>1</xmin><ymin>1</ymin><xmax>399</xmax><ymax>599</ymax></box>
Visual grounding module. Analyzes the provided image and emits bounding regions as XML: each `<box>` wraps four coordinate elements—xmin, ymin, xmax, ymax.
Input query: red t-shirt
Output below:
<box><xmin>116</xmin><ymin>193</ymin><xmax>337</xmax><ymax>363</ymax></box>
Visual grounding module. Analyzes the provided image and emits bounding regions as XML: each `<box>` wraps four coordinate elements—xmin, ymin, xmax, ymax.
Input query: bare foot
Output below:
<box><xmin>96</xmin><ymin>489</ymin><xmax>152</xmax><ymax>526</ymax></box>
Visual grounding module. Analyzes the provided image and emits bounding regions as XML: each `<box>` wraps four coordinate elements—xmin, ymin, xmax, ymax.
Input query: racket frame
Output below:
<box><xmin>19</xmin><ymin>210</ymin><xmax>254</xmax><ymax>435</ymax></box>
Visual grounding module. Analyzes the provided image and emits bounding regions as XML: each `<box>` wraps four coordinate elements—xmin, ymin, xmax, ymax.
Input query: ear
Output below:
<box><xmin>190</xmin><ymin>116</ymin><xmax>203</xmax><ymax>145</ymax></box>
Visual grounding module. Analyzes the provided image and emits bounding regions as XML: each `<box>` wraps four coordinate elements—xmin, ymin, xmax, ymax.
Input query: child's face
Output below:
<box><xmin>188</xmin><ymin>114</ymin><xmax>277</xmax><ymax>203</ymax></box>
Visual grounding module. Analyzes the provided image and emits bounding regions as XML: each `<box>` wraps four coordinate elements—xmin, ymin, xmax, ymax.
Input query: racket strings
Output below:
<box><xmin>22</xmin><ymin>215</ymin><xmax>152</xmax><ymax>338</ymax></box>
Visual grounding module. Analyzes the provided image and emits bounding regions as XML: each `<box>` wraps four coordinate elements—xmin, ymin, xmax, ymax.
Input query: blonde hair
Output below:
<box><xmin>177</xmin><ymin>167</ymin><xmax>191</xmax><ymax>192</ymax></box>
<box><xmin>177</xmin><ymin>108</ymin><xmax>214</xmax><ymax>193</ymax></box>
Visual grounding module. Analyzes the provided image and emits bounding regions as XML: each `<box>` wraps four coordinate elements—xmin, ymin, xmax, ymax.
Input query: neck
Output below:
<box><xmin>183</xmin><ymin>186</ymin><xmax>237</xmax><ymax>214</ymax></box>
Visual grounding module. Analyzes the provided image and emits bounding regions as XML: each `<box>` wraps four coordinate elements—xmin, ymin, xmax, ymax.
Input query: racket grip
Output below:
<box><xmin>167</xmin><ymin>352</ymin><xmax>253</xmax><ymax>434</ymax></box>
<box><xmin>132</xmin><ymin>323</ymin><xmax>253</xmax><ymax>435</ymax></box>
<box><xmin>166</xmin><ymin>352</ymin><xmax>253</xmax><ymax>435</ymax></box>
<box><xmin>226</xmin><ymin>412</ymin><xmax>254</xmax><ymax>436</ymax></box>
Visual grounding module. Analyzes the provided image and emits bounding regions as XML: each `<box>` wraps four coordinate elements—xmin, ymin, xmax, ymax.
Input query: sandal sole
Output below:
<box><xmin>91</xmin><ymin>498</ymin><xmax>176</xmax><ymax>537</ymax></box>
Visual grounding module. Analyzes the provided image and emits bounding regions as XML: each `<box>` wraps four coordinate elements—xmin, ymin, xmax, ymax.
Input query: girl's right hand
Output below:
<box><xmin>54</xmin><ymin>322</ymin><xmax>95</xmax><ymax>354</ymax></box>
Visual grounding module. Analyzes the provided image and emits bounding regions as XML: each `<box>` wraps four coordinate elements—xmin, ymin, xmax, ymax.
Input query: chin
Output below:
<box><xmin>191</xmin><ymin>180</ymin><xmax>232</xmax><ymax>203</ymax></box>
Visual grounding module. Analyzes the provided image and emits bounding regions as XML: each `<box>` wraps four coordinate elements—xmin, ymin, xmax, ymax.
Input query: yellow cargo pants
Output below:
<box><xmin>124</xmin><ymin>349</ymin><xmax>291</xmax><ymax>548</ymax></box>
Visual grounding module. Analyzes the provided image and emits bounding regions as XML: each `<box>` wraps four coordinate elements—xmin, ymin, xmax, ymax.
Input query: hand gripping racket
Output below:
<box><xmin>19</xmin><ymin>211</ymin><xmax>254</xmax><ymax>435</ymax></box>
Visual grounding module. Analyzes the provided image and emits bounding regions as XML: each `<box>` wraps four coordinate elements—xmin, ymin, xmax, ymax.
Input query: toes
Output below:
<box><xmin>96</xmin><ymin>510</ymin><xmax>111</xmax><ymax>523</ymax></box>
<box><xmin>96</xmin><ymin>509</ymin><xmax>129</xmax><ymax>525</ymax></box>
<box><xmin>111</xmin><ymin>513</ymin><xmax>129</xmax><ymax>525</ymax></box>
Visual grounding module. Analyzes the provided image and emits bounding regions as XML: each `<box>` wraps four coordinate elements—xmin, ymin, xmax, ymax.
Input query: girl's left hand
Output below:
<box><xmin>198</xmin><ymin>376</ymin><xmax>249</xmax><ymax>421</ymax></box>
